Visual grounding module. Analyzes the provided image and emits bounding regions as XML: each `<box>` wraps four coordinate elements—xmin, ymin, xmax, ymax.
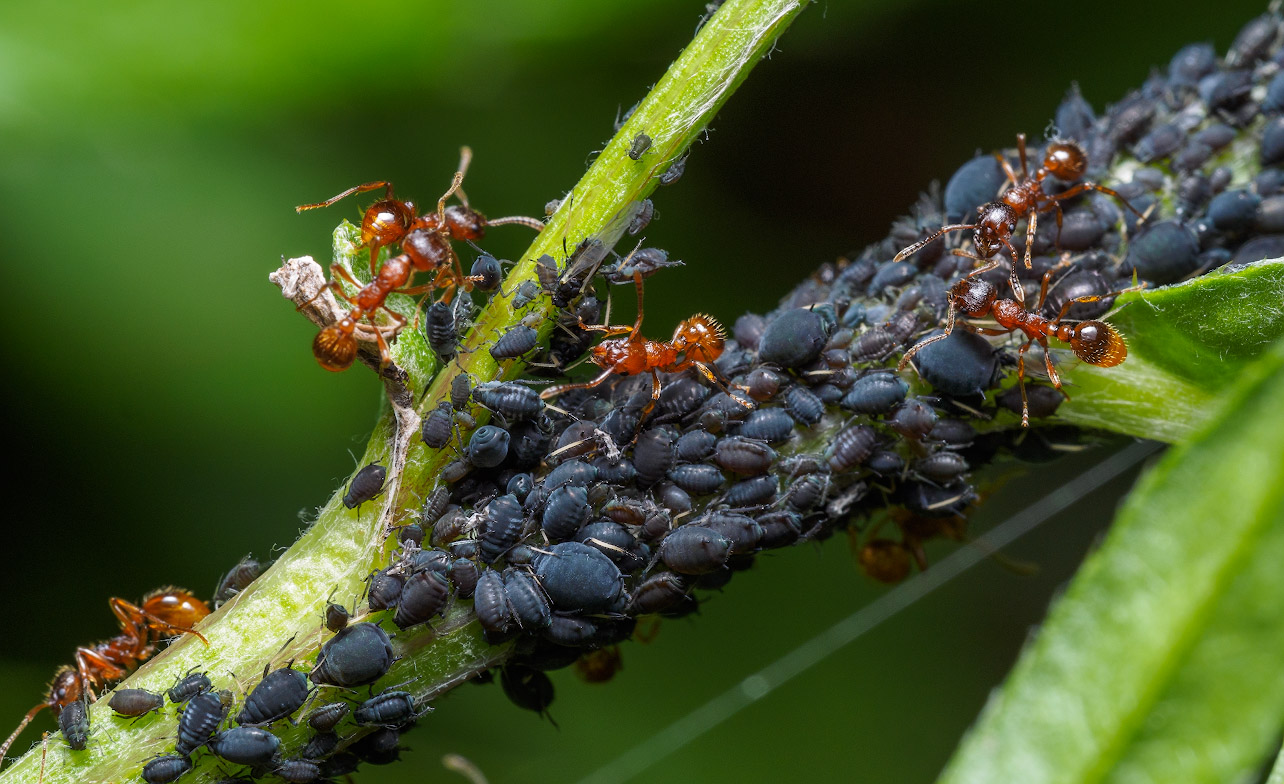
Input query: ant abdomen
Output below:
<box><xmin>314</xmin><ymin>323</ymin><xmax>359</xmax><ymax>372</ymax></box>
<box><xmin>672</xmin><ymin>314</ymin><xmax>725</xmax><ymax>363</ymax></box>
<box><xmin>1043</xmin><ymin>142</ymin><xmax>1088</xmax><ymax>181</ymax></box>
<box><xmin>362</xmin><ymin>200</ymin><xmax>415</xmax><ymax>247</ymax></box>
<box><xmin>1065</xmin><ymin>321</ymin><xmax>1127</xmax><ymax>366</ymax></box>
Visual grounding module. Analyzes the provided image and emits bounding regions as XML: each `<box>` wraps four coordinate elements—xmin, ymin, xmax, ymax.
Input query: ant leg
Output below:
<box><xmin>629</xmin><ymin>271</ymin><xmax>645</xmax><ymax>339</ymax></box>
<box><xmin>75</xmin><ymin>648</ymin><xmax>126</xmax><ymax>697</ymax></box>
<box><xmin>435</xmin><ymin>148</ymin><xmax>473</xmax><ymax>224</ymax></box>
<box><xmin>1037</xmin><ymin>255</ymin><xmax>1077</xmax><ymax>311</ymax></box>
<box><xmin>1054</xmin><ymin>280</ymin><xmax>1148</xmax><ymax>322</ymax></box>
<box><xmin>295</xmin><ymin>181</ymin><xmax>394</xmax><ymax>213</ymax></box>
<box><xmin>539</xmin><ymin>367</ymin><xmax>617</xmax><ymax>401</ymax></box>
<box><xmin>1023</xmin><ymin>209</ymin><xmax>1038</xmax><ymax>271</ymax></box>
<box><xmin>893</xmin><ymin>224</ymin><xmax>976</xmax><ymax>262</ymax></box>
<box><xmin>994</xmin><ymin>151</ymin><xmax>1020</xmax><ymax>189</ymax></box>
<box><xmin>487</xmin><ymin>215</ymin><xmax>546</xmax><ymax>232</ymax></box>
<box><xmin>0</xmin><ymin>704</ymin><xmax>50</xmax><ymax>761</ymax></box>
<box><xmin>1039</xmin><ymin>337</ymin><xmax>1065</xmax><ymax>392</ymax></box>
<box><xmin>1046</xmin><ymin>182</ymin><xmax>1146</xmax><ymax>220</ymax></box>
<box><xmin>636</xmin><ymin>370</ymin><xmax>662</xmax><ymax>430</ymax></box>
<box><xmin>898</xmin><ymin>306</ymin><xmax>957</xmax><ymax>371</ymax></box>
<box><xmin>692</xmin><ymin>362</ymin><xmax>754</xmax><ymax>408</ymax></box>
<box><xmin>1016</xmin><ymin>132</ymin><xmax>1029</xmax><ymax>180</ymax></box>
<box><xmin>999</xmin><ymin>237</ymin><xmax>1026</xmax><ymax>304</ymax></box>
<box><xmin>952</xmin><ymin>249</ymin><xmax>1006</xmax><ymax>279</ymax></box>
<box><xmin>1015</xmin><ymin>339</ymin><xmax>1035</xmax><ymax>427</ymax></box>
<box><xmin>112</xmin><ymin>598</ymin><xmax>211</xmax><ymax>646</ymax></box>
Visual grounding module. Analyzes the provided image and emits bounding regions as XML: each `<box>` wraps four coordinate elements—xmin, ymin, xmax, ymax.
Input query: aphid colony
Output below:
<box><xmin>12</xmin><ymin>10</ymin><xmax>1284</xmax><ymax>779</ymax></box>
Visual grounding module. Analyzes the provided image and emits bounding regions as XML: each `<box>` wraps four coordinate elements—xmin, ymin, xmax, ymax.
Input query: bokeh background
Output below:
<box><xmin>0</xmin><ymin>1</ymin><xmax>1269</xmax><ymax>781</ymax></box>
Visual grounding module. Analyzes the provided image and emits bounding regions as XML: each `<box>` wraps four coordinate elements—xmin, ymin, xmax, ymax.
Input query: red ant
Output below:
<box><xmin>894</xmin><ymin>134</ymin><xmax>1144</xmax><ymax>303</ymax></box>
<box><xmin>297</xmin><ymin>147</ymin><xmax>543</xmax><ymax>371</ymax></box>
<box><xmin>0</xmin><ymin>589</ymin><xmax>210</xmax><ymax>761</ymax></box>
<box><xmin>539</xmin><ymin>271</ymin><xmax>746</xmax><ymax>424</ymax></box>
<box><xmin>897</xmin><ymin>261</ymin><xmax>1143</xmax><ymax>426</ymax></box>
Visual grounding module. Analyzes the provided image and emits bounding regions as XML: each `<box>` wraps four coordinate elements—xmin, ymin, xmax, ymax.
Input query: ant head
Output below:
<box><xmin>1063</xmin><ymin>320</ymin><xmax>1127</xmax><ymax>366</ymax></box>
<box><xmin>948</xmin><ymin>277</ymin><xmax>997</xmax><ymax>317</ymax></box>
<box><xmin>361</xmin><ymin>199</ymin><xmax>415</xmax><ymax>248</ymax></box>
<box><xmin>1043</xmin><ymin>142</ymin><xmax>1087</xmax><ymax>182</ymax></box>
<box><xmin>443</xmin><ymin>204</ymin><xmax>487</xmax><ymax>241</ymax></box>
<box><xmin>672</xmin><ymin>314</ymin><xmax>725</xmax><ymax>363</ymax></box>
<box><xmin>48</xmin><ymin>667</ymin><xmax>82</xmax><ymax>704</ymax></box>
<box><xmin>973</xmin><ymin>203</ymin><xmax>1016</xmax><ymax>258</ymax></box>
<box><xmin>313</xmin><ymin>323</ymin><xmax>359</xmax><ymax>372</ymax></box>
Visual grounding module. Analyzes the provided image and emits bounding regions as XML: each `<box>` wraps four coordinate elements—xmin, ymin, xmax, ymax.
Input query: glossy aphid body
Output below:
<box><xmin>899</xmin><ymin>266</ymin><xmax>1140</xmax><ymax>426</ymax></box>
<box><xmin>0</xmin><ymin>588</ymin><xmax>210</xmax><ymax>761</ymax></box>
<box><xmin>296</xmin><ymin>148</ymin><xmax>543</xmax><ymax>371</ymax></box>
<box><xmin>539</xmin><ymin>271</ymin><xmax>743</xmax><ymax>426</ymax></box>
<box><xmin>895</xmin><ymin>134</ymin><xmax>1143</xmax><ymax>303</ymax></box>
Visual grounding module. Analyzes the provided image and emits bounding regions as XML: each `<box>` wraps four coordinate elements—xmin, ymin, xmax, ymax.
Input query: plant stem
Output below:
<box><xmin>0</xmin><ymin>1</ymin><xmax>808</xmax><ymax>782</ymax></box>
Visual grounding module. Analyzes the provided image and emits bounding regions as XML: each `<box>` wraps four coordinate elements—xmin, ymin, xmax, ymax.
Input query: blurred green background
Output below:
<box><xmin>0</xmin><ymin>1</ymin><xmax>1268</xmax><ymax>781</ymax></box>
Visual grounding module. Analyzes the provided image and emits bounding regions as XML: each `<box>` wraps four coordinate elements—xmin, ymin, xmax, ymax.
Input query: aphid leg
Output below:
<box><xmin>893</xmin><ymin>224</ymin><xmax>976</xmax><ymax>262</ymax></box>
<box><xmin>295</xmin><ymin>181</ymin><xmax>395</xmax><ymax>213</ymax></box>
<box><xmin>898</xmin><ymin>304</ymin><xmax>957</xmax><ymax>371</ymax></box>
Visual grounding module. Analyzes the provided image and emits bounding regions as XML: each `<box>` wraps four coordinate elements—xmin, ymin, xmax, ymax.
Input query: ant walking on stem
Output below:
<box><xmin>898</xmin><ymin>260</ymin><xmax>1144</xmax><ymax>426</ymax></box>
<box><xmin>539</xmin><ymin>270</ymin><xmax>748</xmax><ymax>427</ymax></box>
<box><xmin>296</xmin><ymin>148</ymin><xmax>543</xmax><ymax>371</ymax></box>
<box><xmin>0</xmin><ymin>589</ymin><xmax>210</xmax><ymax>762</ymax></box>
<box><xmin>894</xmin><ymin>134</ymin><xmax>1144</xmax><ymax>302</ymax></box>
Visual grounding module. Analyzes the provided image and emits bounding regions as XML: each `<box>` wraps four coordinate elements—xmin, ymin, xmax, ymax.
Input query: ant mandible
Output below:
<box><xmin>539</xmin><ymin>270</ymin><xmax>747</xmax><ymax>426</ymax></box>
<box><xmin>897</xmin><ymin>260</ymin><xmax>1143</xmax><ymax>426</ymax></box>
<box><xmin>894</xmin><ymin>134</ymin><xmax>1144</xmax><ymax>303</ymax></box>
<box><xmin>297</xmin><ymin>148</ymin><xmax>543</xmax><ymax>371</ymax></box>
<box><xmin>0</xmin><ymin>588</ymin><xmax>209</xmax><ymax>762</ymax></box>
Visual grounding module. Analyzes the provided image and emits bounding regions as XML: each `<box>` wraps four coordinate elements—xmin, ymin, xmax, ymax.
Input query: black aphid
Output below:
<box><xmin>310</xmin><ymin>622</ymin><xmax>395</xmax><ymax>688</ymax></box>
<box><xmin>344</xmin><ymin>463</ymin><xmax>386</xmax><ymax>510</ymax></box>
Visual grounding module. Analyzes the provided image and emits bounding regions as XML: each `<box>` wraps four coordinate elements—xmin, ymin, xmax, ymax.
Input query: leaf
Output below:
<box><xmin>939</xmin><ymin>335</ymin><xmax>1284</xmax><ymax>784</ymax></box>
<box><xmin>1059</xmin><ymin>257</ymin><xmax>1284</xmax><ymax>442</ymax></box>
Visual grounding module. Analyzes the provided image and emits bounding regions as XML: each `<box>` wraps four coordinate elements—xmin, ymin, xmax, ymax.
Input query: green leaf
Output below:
<box><xmin>939</xmin><ymin>334</ymin><xmax>1284</xmax><ymax>784</ymax></box>
<box><xmin>1059</xmin><ymin>257</ymin><xmax>1284</xmax><ymax>442</ymax></box>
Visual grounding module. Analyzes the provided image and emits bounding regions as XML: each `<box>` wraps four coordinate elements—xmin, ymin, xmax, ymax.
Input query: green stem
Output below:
<box><xmin>0</xmin><ymin>1</ymin><xmax>807</xmax><ymax>782</ymax></box>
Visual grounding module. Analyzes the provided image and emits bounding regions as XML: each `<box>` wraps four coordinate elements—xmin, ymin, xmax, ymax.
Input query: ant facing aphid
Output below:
<box><xmin>0</xmin><ymin>589</ymin><xmax>210</xmax><ymax>762</ymax></box>
<box><xmin>296</xmin><ymin>148</ymin><xmax>543</xmax><ymax>371</ymax></box>
<box><xmin>539</xmin><ymin>270</ymin><xmax>748</xmax><ymax>427</ymax></box>
<box><xmin>894</xmin><ymin>134</ymin><xmax>1145</xmax><ymax>302</ymax></box>
<box><xmin>898</xmin><ymin>260</ymin><xmax>1143</xmax><ymax>426</ymax></box>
